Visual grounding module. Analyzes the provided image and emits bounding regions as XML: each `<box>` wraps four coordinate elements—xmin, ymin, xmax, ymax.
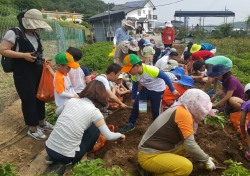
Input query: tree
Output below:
<box><xmin>217</xmin><ymin>23</ymin><xmax>233</xmax><ymax>38</ymax></box>
<box><xmin>13</xmin><ymin>0</ymin><xmax>42</xmax><ymax>11</ymax></box>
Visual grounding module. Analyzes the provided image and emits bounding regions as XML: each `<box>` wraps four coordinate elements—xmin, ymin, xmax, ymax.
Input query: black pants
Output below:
<box><xmin>164</xmin><ymin>44</ymin><xmax>172</xmax><ymax>48</ymax></box>
<box><xmin>13</xmin><ymin>63</ymin><xmax>45</xmax><ymax>126</ymax></box>
<box><xmin>46</xmin><ymin>124</ymin><xmax>100</xmax><ymax>164</ymax></box>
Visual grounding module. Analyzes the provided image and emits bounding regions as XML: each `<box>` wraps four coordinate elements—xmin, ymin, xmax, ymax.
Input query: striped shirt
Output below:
<box><xmin>46</xmin><ymin>98</ymin><xmax>104</xmax><ymax>157</ymax></box>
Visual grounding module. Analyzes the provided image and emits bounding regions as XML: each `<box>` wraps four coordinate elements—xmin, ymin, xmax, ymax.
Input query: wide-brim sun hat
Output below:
<box><xmin>165</xmin><ymin>21</ymin><xmax>173</xmax><ymax>27</ymax></box>
<box><xmin>22</xmin><ymin>9</ymin><xmax>52</xmax><ymax>31</ymax></box>
<box><xmin>207</xmin><ymin>64</ymin><xmax>231</xmax><ymax>78</ymax></box>
<box><xmin>124</xmin><ymin>20</ymin><xmax>135</xmax><ymax>29</ymax></box>
<box><xmin>129</xmin><ymin>40</ymin><xmax>140</xmax><ymax>52</ymax></box>
<box><xmin>171</xmin><ymin>67</ymin><xmax>185</xmax><ymax>77</ymax></box>
<box><xmin>178</xmin><ymin>75</ymin><xmax>194</xmax><ymax>87</ymax></box>
<box><xmin>162</xmin><ymin>60</ymin><xmax>178</xmax><ymax>72</ymax></box>
<box><xmin>190</xmin><ymin>43</ymin><xmax>202</xmax><ymax>53</ymax></box>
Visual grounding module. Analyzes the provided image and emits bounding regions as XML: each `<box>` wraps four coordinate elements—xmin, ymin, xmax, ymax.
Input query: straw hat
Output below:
<box><xmin>124</xmin><ymin>20</ymin><xmax>135</xmax><ymax>29</ymax></box>
<box><xmin>22</xmin><ymin>9</ymin><xmax>52</xmax><ymax>31</ymax></box>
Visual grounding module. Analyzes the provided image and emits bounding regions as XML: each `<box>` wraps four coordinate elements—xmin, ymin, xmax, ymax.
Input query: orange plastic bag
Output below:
<box><xmin>90</xmin><ymin>124</ymin><xmax>115</xmax><ymax>153</ymax></box>
<box><xmin>36</xmin><ymin>61</ymin><xmax>54</xmax><ymax>102</ymax></box>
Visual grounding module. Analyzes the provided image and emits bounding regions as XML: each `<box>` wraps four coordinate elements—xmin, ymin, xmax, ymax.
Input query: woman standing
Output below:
<box><xmin>162</xmin><ymin>21</ymin><xmax>175</xmax><ymax>48</ymax></box>
<box><xmin>0</xmin><ymin>9</ymin><xmax>53</xmax><ymax>140</ymax></box>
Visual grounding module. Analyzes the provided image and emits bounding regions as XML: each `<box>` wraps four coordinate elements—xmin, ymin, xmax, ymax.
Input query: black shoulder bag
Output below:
<box><xmin>1</xmin><ymin>28</ymin><xmax>20</xmax><ymax>73</ymax></box>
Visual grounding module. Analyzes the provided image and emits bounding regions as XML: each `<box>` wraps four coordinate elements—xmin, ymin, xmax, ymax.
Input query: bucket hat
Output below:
<box><xmin>143</xmin><ymin>39</ymin><xmax>152</xmax><ymax>46</ymax></box>
<box><xmin>22</xmin><ymin>9</ymin><xmax>52</xmax><ymax>31</ymax></box>
<box><xmin>178</xmin><ymin>75</ymin><xmax>194</xmax><ymax>87</ymax></box>
<box><xmin>207</xmin><ymin>64</ymin><xmax>231</xmax><ymax>78</ymax></box>
<box><xmin>129</xmin><ymin>39</ymin><xmax>140</xmax><ymax>52</ymax></box>
<box><xmin>171</xmin><ymin>67</ymin><xmax>185</xmax><ymax>77</ymax></box>
<box><xmin>124</xmin><ymin>20</ymin><xmax>135</xmax><ymax>29</ymax></box>
<box><xmin>162</xmin><ymin>60</ymin><xmax>178</xmax><ymax>72</ymax></box>
<box><xmin>244</xmin><ymin>83</ymin><xmax>250</xmax><ymax>93</ymax></box>
<box><xmin>121</xmin><ymin>54</ymin><xmax>141</xmax><ymax>72</ymax></box>
<box><xmin>55</xmin><ymin>52</ymin><xmax>80</xmax><ymax>69</ymax></box>
<box><xmin>190</xmin><ymin>43</ymin><xmax>202</xmax><ymax>53</ymax></box>
<box><xmin>165</xmin><ymin>21</ymin><xmax>173</xmax><ymax>27</ymax></box>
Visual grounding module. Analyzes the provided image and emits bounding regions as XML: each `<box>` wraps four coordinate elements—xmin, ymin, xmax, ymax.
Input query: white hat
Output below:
<box><xmin>118</xmin><ymin>74</ymin><xmax>124</xmax><ymax>79</ymax></box>
<box><xmin>124</xmin><ymin>20</ymin><xmax>135</xmax><ymax>29</ymax></box>
<box><xmin>244</xmin><ymin>83</ymin><xmax>250</xmax><ymax>93</ymax></box>
<box><xmin>165</xmin><ymin>21</ymin><xmax>173</xmax><ymax>27</ymax></box>
<box><xmin>22</xmin><ymin>9</ymin><xmax>52</xmax><ymax>31</ymax></box>
<box><xmin>163</xmin><ymin>60</ymin><xmax>178</xmax><ymax>72</ymax></box>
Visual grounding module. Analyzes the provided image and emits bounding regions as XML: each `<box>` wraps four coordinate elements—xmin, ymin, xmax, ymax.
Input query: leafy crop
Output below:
<box><xmin>204</xmin><ymin>113</ymin><xmax>225</xmax><ymax>128</ymax></box>
<box><xmin>45</xmin><ymin>102</ymin><xmax>57</xmax><ymax>125</ymax></box>
<box><xmin>81</xmin><ymin>42</ymin><xmax>113</xmax><ymax>74</ymax></box>
<box><xmin>0</xmin><ymin>163</ymin><xmax>17</xmax><ymax>176</ymax></box>
<box><xmin>73</xmin><ymin>158</ymin><xmax>131</xmax><ymax>176</ymax></box>
<box><xmin>222</xmin><ymin>159</ymin><xmax>250</xmax><ymax>176</ymax></box>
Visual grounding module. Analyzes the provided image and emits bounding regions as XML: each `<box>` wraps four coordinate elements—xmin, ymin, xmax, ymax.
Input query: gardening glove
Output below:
<box><xmin>205</xmin><ymin>157</ymin><xmax>216</xmax><ymax>171</ymax></box>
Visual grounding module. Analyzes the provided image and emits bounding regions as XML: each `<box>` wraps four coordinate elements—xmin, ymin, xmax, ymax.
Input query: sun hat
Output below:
<box><xmin>171</xmin><ymin>89</ymin><xmax>215</xmax><ymax>132</ymax></box>
<box><xmin>162</xmin><ymin>60</ymin><xmax>178</xmax><ymax>72</ymax></box>
<box><xmin>156</xmin><ymin>43</ymin><xmax>165</xmax><ymax>49</ymax></box>
<box><xmin>207</xmin><ymin>64</ymin><xmax>231</xmax><ymax>78</ymax></box>
<box><xmin>120</xmin><ymin>41</ymin><xmax>130</xmax><ymax>53</ymax></box>
<box><xmin>118</xmin><ymin>74</ymin><xmax>124</xmax><ymax>79</ymax></box>
<box><xmin>124</xmin><ymin>20</ymin><xmax>135</xmax><ymax>29</ymax></box>
<box><xmin>143</xmin><ymin>39</ymin><xmax>152</xmax><ymax>46</ymax></box>
<box><xmin>129</xmin><ymin>39</ymin><xmax>140</xmax><ymax>52</ymax></box>
<box><xmin>22</xmin><ymin>9</ymin><xmax>52</xmax><ymax>31</ymax></box>
<box><xmin>137</xmin><ymin>23</ymin><xmax>142</xmax><ymax>27</ymax></box>
<box><xmin>165</xmin><ymin>21</ymin><xmax>173</xmax><ymax>27</ymax></box>
<box><xmin>190</xmin><ymin>43</ymin><xmax>202</xmax><ymax>53</ymax></box>
<box><xmin>121</xmin><ymin>54</ymin><xmax>141</xmax><ymax>72</ymax></box>
<box><xmin>244</xmin><ymin>83</ymin><xmax>250</xmax><ymax>93</ymax></box>
<box><xmin>178</xmin><ymin>75</ymin><xmax>194</xmax><ymax>87</ymax></box>
<box><xmin>55</xmin><ymin>52</ymin><xmax>80</xmax><ymax>69</ymax></box>
<box><xmin>171</xmin><ymin>67</ymin><xmax>185</xmax><ymax>77</ymax></box>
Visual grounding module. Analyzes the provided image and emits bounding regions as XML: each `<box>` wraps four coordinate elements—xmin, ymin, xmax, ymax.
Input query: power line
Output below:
<box><xmin>155</xmin><ymin>0</ymin><xmax>185</xmax><ymax>7</ymax></box>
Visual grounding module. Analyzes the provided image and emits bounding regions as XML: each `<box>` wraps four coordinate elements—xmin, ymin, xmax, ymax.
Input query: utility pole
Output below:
<box><xmin>108</xmin><ymin>3</ymin><xmax>111</xmax><ymax>41</ymax></box>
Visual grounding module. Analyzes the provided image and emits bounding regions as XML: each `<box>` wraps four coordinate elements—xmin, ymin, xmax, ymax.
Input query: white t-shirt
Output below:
<box><xmin>46</xmin><ymin>98</ymin><xmax>104</xmax><ymax>157</ymax></box>
<box><xmin>155</xmin><ymin>55</ymin><xmax>169</xmax><ymax>70</ymax></box>
<box><xmin>95</xmin><ymin>74</ymin><xmax>111</xmax><ymax>90</ymax></box>
<box><xmin>3</xmin><ymin>28</ymin><xmax>38</xmax><ymax>51</ymax></box>
<box><xmin>68</xmin><ymin>67</ymin><xmax>87</xmax><ymax>93</ymax></box>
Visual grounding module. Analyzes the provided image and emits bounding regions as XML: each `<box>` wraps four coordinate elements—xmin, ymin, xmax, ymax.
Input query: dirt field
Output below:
<box><xmin>0</xmin><ymin>42</ymin><xmax>249</xmax><ymax>175</ymax></box>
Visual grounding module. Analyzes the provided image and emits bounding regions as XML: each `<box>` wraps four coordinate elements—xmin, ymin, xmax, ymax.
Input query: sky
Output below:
<box><xmin>102</xmin><ymin>0</ymin><xmax>250</xmax><ymax>26</ymax></box>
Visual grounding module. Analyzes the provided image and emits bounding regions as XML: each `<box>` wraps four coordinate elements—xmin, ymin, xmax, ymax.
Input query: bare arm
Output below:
<box><xmin>0</xmin><ymin>40</ymin><xmax>36</xmax><ymax>62</ymax></box>
<box><xmin>107</xmin><ymin>90</ymin><xmax>127</xmax><ymax>108</ymax></box>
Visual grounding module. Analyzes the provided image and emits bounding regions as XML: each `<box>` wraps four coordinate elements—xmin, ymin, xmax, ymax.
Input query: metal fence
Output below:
<box><xmin>0</xmin><ymin>6</ymin><xmax>86</xmax><ymax>112</ymax></box>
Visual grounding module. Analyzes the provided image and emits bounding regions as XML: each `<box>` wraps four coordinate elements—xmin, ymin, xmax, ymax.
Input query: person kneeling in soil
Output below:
<box><xmin>138</xmin><ymin>89</ymin><xmax>216</xmax><ymax>175</ymax></box>
<box><xmin>45</xmin><ymin>80</ymin><xmax>125</xmax><ymax>165</ymax></box>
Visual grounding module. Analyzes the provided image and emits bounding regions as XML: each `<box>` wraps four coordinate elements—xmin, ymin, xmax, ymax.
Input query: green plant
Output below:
<box><xmin>204</xmin><ymin>113</ymin><xmax>225</xmax><ymax>128</ymax></box>
<box><xmin>45</xmin><ymin>102</ymin><xmax>57</xmax><ymax>125</ymax></box>
<box><xmin>73</xmin><ymin>158</ymin><xmax>131</xmax><ymax>176</ymax></box>
<box><xmin>222</xmin><ymin>159</ymin><xmax>250</xmax><ymax>176</ymax></box>
<box><xmin>0</xmin><ymin>163</ymin><xmax>17</xmax><ymax>176</ymax></box>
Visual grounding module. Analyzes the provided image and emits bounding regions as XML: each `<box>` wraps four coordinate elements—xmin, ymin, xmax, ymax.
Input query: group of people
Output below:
<box><xmin>1</xmin><ymin>10</ymin><xmax>250</xmax><ymax>175</ymax></box>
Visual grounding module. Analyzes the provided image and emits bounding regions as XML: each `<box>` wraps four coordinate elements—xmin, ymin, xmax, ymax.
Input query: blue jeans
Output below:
<box><xmin>46</xmin><ymin>123</ymin><xmax>100</xmax><ymax>164</ymax></box>
<box><xmin>129</xmin><ymin>87</ymin><xmax>164</xmax><ymax>124</ymax></box>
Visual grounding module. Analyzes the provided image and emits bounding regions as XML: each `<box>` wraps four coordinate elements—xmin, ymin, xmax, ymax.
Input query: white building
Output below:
<box><xmin>41</xmin><ymin>9</ymin><xmax>83</xmax><ymax>24</ymax></box>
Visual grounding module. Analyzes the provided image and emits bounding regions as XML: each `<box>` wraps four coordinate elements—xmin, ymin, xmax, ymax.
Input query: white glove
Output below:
<box><xmin>205</xmin><ymin>157</ymin><xmax>216</xmax><ymax>171</ymax></box>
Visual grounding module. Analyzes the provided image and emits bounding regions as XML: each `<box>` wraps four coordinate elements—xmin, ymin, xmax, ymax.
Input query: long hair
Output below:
<box><xmin>17</xmin><ymin>11</ymin><xmax>26</xmax><ymax>31</ymax></box>
<box><xmin>222</xmin><ymin>71</ymin><xmax>231</xmax><ymax>82</ymax></box>
<box><xmin>78</xmin><ymin>80</ymin><xmax>108</xmax><ymax>109</ymax></box>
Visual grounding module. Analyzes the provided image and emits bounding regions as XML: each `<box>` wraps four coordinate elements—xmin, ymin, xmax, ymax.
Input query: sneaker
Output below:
<box><xmin>27</xmin><ymin>128</ymin><xmax>47</xmax><ymax>140</ymax></box>
<box><xmin>45</xmin><ymin>155</ymin><xmax>54</xmax><ymax>165</ymax></box>
<box><xmin>122</xmin><ymin>123</ymin><xmax>135</xmax><ymax>133</ymax></box>
<box><xmin>38</xmin><ymin>121</ymin><xmax>54</xmax><ymax>132</ymax></box>
<box><xmin>245</xmin><ymin>151</ymin><xmax>250</xmax><ymax>161</ymax></box>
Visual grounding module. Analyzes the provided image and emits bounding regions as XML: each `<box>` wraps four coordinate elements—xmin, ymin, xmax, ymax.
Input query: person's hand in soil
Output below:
<box><xmin>120</xmin><ymin>134</ymin><xmax>126</xmax><ymax>140</ymax></box>
<box><xmin>120</xmin><ymin>102</ymin><xmax>127</xmax><ymax>109</ymax></box>
<box><xmin>204</xmin><ymin>157</ymin><xmax>216</xmax><ymax>171</ymax></box>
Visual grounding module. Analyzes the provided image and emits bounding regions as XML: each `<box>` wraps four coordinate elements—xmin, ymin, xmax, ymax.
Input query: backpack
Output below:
<box><xmin>1</xmin><ymin>28</ymin><xmax>20</xmax><ymax>73</ymax></box>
